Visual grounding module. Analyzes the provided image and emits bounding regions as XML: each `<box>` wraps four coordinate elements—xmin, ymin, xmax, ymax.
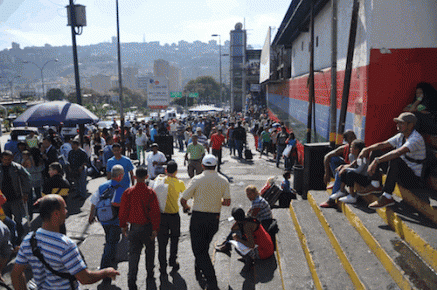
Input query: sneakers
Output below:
<box><xmin>330</xmin><ymin>190</ymin><xmax>347</xmax><ymax>200</ymax></box>
<box><xmin>368</xmin><ymin>196</ymin><xmax>395</xmax><ymax>209</ymax></box>
<box><xmin>357</xmin><ymin>185</ymin><xmax>383</xmax><ymax>196</ymax></box>
<box><xmin>320</xmin><ymin>199</ymin><xmax>336</xmax><ymax>208</ymax></box>
<box><xmin>326</xmin><ymin>181</ymin><xmax>335</xmax><ymax>190</ymax></box>
<box><xmin>339</xmin><ymin>194</ymin><xmax>357</xmax><ymax>204</ymax></box>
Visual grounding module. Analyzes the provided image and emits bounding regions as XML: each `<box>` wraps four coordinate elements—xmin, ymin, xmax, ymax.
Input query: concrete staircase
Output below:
<box><xmin>210</xmin><ymin>183</ymin><xmax>437</xmax><ymax>290</ymax></box>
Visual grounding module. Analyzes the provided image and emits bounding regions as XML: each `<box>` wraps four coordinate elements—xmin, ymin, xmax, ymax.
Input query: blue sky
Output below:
<box><xmin>0</xmin><ymin>0</ymin><xmax>291</xmax><ymax>50</ymax></box>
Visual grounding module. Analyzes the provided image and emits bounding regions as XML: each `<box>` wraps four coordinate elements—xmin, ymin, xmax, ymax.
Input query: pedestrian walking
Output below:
<box><xmin>119</xmin><ymin>167</ymin><xmax>161</xmax><ymax>290</ymax></box>
<box><xmin>180</xmin><ymin>154</ymin><xmax>231</xmax><ymax>290</ymax></box>
<box><xmin>155</xmin><ymin>161</ymin><xmax>186</xmax><ymax>285</ymax></box>
<box><xmin>185</xmin><ymin>135</ymin><xmax>205</xmax><ymax>178</ymax></box>
<box><xmin>88</xmin><ymin>165</ymin><xmax>127</xmax><ymax>286</ymax></box>
<box><xmin>210</xmin><ymin>127</ymin><xmax>226</xmax><ymax>172</ymax></box>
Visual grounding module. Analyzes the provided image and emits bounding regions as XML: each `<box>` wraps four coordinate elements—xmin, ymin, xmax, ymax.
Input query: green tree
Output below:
<box><xmin>183</xmin><ymin>76</ymin><xmax>220</xmax><ymax>105</ymax></box>
<box><xmin>46</xmin><ymin>88</ymin><xmax>66</xmax><ymax>101</ymax></box>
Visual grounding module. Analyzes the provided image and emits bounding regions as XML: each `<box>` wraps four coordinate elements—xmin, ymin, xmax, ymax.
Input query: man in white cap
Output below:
<box><xmin>357</xmin><ymin>112</ymin><xmax>426</xmax><ymax>208</ymax></box>
<box><xmin>180</xmin><ymin>154</ymin><xmax>231</xmax><ymax>290</ymax></box>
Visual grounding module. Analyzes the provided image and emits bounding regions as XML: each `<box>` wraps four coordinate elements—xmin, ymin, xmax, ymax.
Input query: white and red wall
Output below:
<box><xmin>268</xmin><ymin>0</ymin><xmax>437</xmax><ymax>145</ymax></box>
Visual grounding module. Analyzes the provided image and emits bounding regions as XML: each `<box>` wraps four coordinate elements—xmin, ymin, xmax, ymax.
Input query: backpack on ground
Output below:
<box><xmin>95</xmin><ymin>185</ymin><xmax>120</xmax><ymax>222</ymax></box>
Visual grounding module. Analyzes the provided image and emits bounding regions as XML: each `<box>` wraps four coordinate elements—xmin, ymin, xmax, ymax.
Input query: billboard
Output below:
<box><xmin>260</xmin><ymin>27</ymin><xmax>271</xmax><ymax>84</ymax></box>
<box><xmin>147</xmin><ymin>77</ymin><xmax>169</xmax><ymax>109</ymax></box>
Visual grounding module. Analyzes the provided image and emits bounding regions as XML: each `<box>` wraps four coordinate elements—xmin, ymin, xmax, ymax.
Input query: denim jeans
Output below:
<box><xmin>128</xmin><ymin>223</ymin><xmax>155</xmax><ymax>290</ymax></box>
<box><xmin>101</xmin><ymin>224</ymin><xmax>121</xmax><ymax>269</ymax></box>
<box><xmin>276</xmin><ymin>145</ymin><xmax>286</xmax><ymax>167</ymax></box>
<box><xmin>158</xmin><ymin>213</ymin><xmax>180</xmax><ymax>273</ymax></box>
<box><xmin>177</xmin><ymin>135</ymin><xmax>185</xmax><ymax>151</ymax></box>
<box><xmin>2</xmin><ymin>199</ymin><xmax>25</xmax><ymax>240</ymax></box>
<box><xmin>190</xmin><ymin>211</ymin><xmax>220</xmax><ymax>288</ymax></box>
<box><xmin>228</xmin><ymin>139</ymin><xmax>235</xmax><ymax>156</ymax></box>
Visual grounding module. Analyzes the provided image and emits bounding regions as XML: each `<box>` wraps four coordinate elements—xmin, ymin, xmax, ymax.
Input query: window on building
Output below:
<box><xmin>301</xmin><ymin>41</ymin><xmax>304</xmax><ymax>51</ymax></box>
<box><xmin>316</xmin><ymin>36</ymin><xmax>319</xmax><ymax>47</ymax></box>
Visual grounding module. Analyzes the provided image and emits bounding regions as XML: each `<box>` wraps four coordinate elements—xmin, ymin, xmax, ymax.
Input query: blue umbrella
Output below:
<box><xmin>13</xmin><ymin>101</ymin><xmax>99</xmax><ymax>127</ymax></box>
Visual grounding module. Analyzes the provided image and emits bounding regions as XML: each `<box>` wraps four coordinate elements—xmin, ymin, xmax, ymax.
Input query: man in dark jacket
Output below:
<box><xmin>42</xmin><ymin>137</ymin><xmax>59</xmax><ymax>180</ymax></box>
<box><xmin>68</xmin><ymin>140</ymin><xmax>89</xmax><ymax>200</ymax></box>
<box><xmin>233</xmin><ymin>122</ymin><xmax>247</xmax><ymax>159</ymax></box>
<box><xmin>0</xmin><ymin>150</ymin><xmax>31</xmax><ymax>241</ymax></box>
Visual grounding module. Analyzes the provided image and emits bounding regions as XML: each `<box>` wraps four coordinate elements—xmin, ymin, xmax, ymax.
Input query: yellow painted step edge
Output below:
<box><xmin>307</xmin><ymin>193</ymin><xmax>366</xmax><ymax>290</ymax></box>
<box><xmin>382</xmin><ymin>175</ymin><xmax>437</xmax><ymax>225</ymax></box>
<box><xmin>275</xmin><ymin>239</ymin><xmax>286</xmax><ymax>290</ymax></box>
<box><xmin>338</xmin><ymin>200</ymin><xmax>414</xmax><ymax>290</ymax></box>
<box><xmin>360</xmin><ymin>194</ymin><xmax>437</xmax><ymax>274</ymax></box>
<box><xmin>288</xmin><ymin>201</ymin><xmax>323</xmax><ymax>290</ymax></box>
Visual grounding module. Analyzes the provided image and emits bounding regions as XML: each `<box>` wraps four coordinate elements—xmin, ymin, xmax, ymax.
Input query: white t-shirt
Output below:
<box><xmin>146</xmin><ymin>151</ymin><xmax>167</xmax><ymax>179</ymax></box>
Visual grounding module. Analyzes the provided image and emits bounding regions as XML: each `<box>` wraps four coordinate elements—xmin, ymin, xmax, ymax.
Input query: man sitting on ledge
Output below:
<box><xmin>358</xmin><ymin>112</ymin><xmax>426</xmax><ymax>208</ymax></box>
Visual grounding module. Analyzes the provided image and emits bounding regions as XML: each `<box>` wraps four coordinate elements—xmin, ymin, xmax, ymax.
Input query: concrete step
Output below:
<box><xmin>335</xmin><ymin>192</ymin><xmax>437</xmax><ymax>289</ymax></box>
<box><xmin>274</xmin><ymin>207</ymin><xmax>313</xmax><ymax>289</ymax></box>
<box><xmin>309</xmin><ymin>191</ymin><xmax>398</xmax><ymax>289</ymax></box>
<box><xmin>358</xmin><ymin>191</ymin><xmax>437</xmax><ymax>274</ymax></box>
<box><xmin>289</xmin><ymin>199</ymin><xmax>355</xmax><ymax>289</ymax></box>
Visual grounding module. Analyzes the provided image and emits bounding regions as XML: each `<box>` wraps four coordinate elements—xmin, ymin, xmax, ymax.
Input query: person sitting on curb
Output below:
<box><xmin>226</xmin><ymin>207</ymin><xmax>274</xmax><ymax>272</ymax></box>
<box><xmin>323</xmin><ymin>130</ymin><xmax>357</xmax><ymax>192</ymax></box>
<box><xmin>320</xmin><ymin>139</ymin><xmax>366</xmax><ymax>207</ymax></box>
<box><xmin>216</xmin><ymin>185</ymin><xmax>273</xmax><ymax>254</ymax></box>
<box><xmin>358</xmin><ymin>112</ymin><xmax>426</xmax><ymax>208</ymax></box>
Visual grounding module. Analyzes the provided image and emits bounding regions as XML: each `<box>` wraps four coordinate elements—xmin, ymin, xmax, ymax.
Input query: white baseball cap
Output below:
<box><xmin>196</xmin><ymin>127</ymin><xmax>202</xmax><ymax>132</ymax></box>
<box><xmin>202</xmin><ymin>154</ymin><xmax>217</xmax><ymax>166</ymax></box>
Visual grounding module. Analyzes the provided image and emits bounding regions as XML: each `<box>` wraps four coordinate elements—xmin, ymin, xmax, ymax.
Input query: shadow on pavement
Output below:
<box><xmin>254</xmin><ymin>255</ymin><xmax>277</xmax><ymax>283</ymax></box>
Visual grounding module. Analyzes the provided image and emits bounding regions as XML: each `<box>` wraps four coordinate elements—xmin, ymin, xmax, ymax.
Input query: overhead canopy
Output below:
<box><xmin>273</xmin><ymin>0</ymin><xmax>330</xmax><ymax>47</ymax></box>
<box><xmin>188</xmin><ymin>105</ymin><xmax>224</xmax><ymax>113</ymax></box>
<box><xmin>13</xmin><ymin>101</ymin><xmax>99</xmax><ymax>127</ymax></box>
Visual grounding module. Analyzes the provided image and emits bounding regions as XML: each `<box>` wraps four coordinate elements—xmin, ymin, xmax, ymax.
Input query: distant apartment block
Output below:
<box><xmin>123</xmin><ymin>67</ymin><xmax>139</xmax><ymax>90</ymax></box>
<box><xmin>154</xmin><ymin>59</ymin><xmax>182</xmax><ymax>93</ymax></box>
<box><xmin>90</xmin><ymin>74</ymin><xmax>112</xmax><ymax>94</ymax></box>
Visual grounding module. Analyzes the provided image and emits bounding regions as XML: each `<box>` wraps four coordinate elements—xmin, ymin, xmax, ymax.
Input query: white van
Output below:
<box><xmin>163</xmin><ymin>109</ymin><xmax>177</xmax><ymax>121</ymax></box>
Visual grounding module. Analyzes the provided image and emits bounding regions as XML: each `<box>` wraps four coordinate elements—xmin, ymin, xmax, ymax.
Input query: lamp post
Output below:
<box><xmin>23</xmin><ymin>59</ymin><xmax>58</xmax><ymax>100</ymax></box>
<box><xmin>211</xmin><ymin>34</ymin><xmax>223</xmax><ymax>107</ymax></box>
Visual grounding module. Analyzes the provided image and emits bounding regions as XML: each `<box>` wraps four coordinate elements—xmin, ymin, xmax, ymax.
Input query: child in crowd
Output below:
<box><xmin>280</xmin><ymin>171</ymin><xmax>296</xmax><ymax>207</ymax></box>
<box><xmin>320</xmin><ymin>139</ymin><xmax>367</xmax><ymax>207</ymax></box>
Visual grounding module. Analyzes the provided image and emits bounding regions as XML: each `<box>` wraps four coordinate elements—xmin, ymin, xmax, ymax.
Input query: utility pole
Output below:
<box><xmin>330</xmin><ymin>0</ymin><xmax>338</xmax><ymax>148</ymax></box>
<box><xmin>67</xmin><ymin>1</ymin><xmax>85</xmax><ymax>145</ymax></box>
<box><xmin>116</xmin><ymin>0</ymin><xmax>126</xmax><ymax>154</ymax></box>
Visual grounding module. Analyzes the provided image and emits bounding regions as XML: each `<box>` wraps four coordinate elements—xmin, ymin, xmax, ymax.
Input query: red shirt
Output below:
<box><xmin>210</xmin><ymin>133</ymin><xmax>225</xmax><ymax>150</ymax></box>
<box><xmin>119</xmin><ymin>182</ymin><xmax>161</xmax><ymax>232</ymax></box>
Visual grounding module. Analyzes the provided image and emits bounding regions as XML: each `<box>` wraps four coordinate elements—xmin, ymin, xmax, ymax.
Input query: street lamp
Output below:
<box><xmin>211</xmin><ymin>34</ymin><xmax>223</xmax><ymax>107</ymax></box>
<box><xmin>23</xmin><ymin>59</ymin><xmax>58</xmax><ymax>100</ymax></box>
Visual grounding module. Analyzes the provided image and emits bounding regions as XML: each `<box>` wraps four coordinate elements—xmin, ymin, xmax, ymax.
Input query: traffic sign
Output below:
<box><xmin>170</xmin><ymin>92</ymin><xmax>182</xmax><ymax>98</ymax></box>
<box><xmin>189</xmin><ymin>92</ymin><xmax>199</xmax><ymax>98</ymax></box>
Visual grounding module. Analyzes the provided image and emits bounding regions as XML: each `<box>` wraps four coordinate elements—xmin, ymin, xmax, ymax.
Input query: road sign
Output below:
<box><xmin>189</xmin><ymin>92</ymin><xmax>199</xmax><ymax>98</ymax></box>
<box><xmin>170</xmin><ymin>92</ymin><xmax>182</xmax><ymax>98</ymax></box>
<box><xmin>148</xmin><ymin>77</ymin><xmax>169</xmax><ymax>109</ymax></box>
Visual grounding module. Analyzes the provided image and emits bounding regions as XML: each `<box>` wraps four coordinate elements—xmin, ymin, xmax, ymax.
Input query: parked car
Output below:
<box><xmin>10</xmin><ymin>127</ymin><xmax>42</xmax><ymax>142</ymax></box>
<box><xmin>60</xmin><ymin>125</ymin><xmax>78</xmax><ymax>138</ymax></box>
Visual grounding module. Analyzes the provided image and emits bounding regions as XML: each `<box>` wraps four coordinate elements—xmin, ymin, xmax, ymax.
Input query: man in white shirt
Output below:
<box><xmin>146</xmin><ymin>143</ymin><xmax>167</xmax><ymax>180</ymax></box>
<box><xmin>358</xmin><ymin>112</ymin><xmax>426</xmax><ymax>208</ymax></box>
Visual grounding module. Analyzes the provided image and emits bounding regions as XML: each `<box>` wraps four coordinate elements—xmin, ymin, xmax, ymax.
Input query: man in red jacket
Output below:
<box><xmin>119</xmin><ymin>167</ymin><xmax>160</xmax><ymax>290</ymax></box>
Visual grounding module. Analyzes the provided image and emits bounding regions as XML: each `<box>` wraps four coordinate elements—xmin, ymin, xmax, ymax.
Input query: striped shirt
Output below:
<box><xmin>387</xmin><ymin>130</ymin><xmax>426</xmax><ymax>177</ymax></box>
<box><xmin>250</xmin><ymin>196</ymin><xmax>273</xmax><ymax>222</ymax></box>
<box><xmin>15</xmin><ymin>228</ymin><xmax>87</xmax><ymax>290</ymax></box>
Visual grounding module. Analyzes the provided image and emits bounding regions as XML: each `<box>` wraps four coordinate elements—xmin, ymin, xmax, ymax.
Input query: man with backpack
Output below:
<box><xmin>88</xmin><ymin>165</ymin><xmax>127</xmax><ymax>286</ymax></box>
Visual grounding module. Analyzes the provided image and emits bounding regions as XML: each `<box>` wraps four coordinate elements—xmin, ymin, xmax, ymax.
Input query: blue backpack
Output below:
<box><xmin>95</xmin><ymin>185</ymin><xmax>120</xmax><ymax>222</ymax></box>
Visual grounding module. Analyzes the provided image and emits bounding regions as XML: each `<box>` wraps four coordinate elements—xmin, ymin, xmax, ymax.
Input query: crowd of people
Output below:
<box><xmin>0</xmin><ymin>109</ymin><xmax>289</xmax><ymax>289</ymax></box>
<box><xmin>2</xmin><ymin>81</ymin><xmax>436</xmax><ymax>289</ymax></box>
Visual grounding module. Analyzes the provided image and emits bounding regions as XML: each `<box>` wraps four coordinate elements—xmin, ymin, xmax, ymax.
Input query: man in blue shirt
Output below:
<box><xmin>88</xmin><ymin>165</ymin><xmax>127</xmax><ymax>286</ymax></box>
<box><xmin>150</xmin><ymin>124</ymin><xmax>158</xmax><ymax>143</ymax></box>
<box><xmin>106</xmin><ymin>143</ymin><xmax>134</xmax><ymax>188</ymax></box>
<box><xmin>4</xmin><ymin>134</ymin><xmax>19</xmax><ymax>156</ymax></box>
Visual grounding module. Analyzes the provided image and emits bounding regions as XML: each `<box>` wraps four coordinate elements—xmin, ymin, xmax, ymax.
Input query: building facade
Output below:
<box><xmin>265</xmin><ymin>0</ymin><xmax>437</xmax><ymax>145</ymax></box>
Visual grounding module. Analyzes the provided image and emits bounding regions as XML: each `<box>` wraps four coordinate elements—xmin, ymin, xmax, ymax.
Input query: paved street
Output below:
<box><xmin>3</xmin><ymin>135</ymin><xmax>288</xmax><ymax>290</ymax></box>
